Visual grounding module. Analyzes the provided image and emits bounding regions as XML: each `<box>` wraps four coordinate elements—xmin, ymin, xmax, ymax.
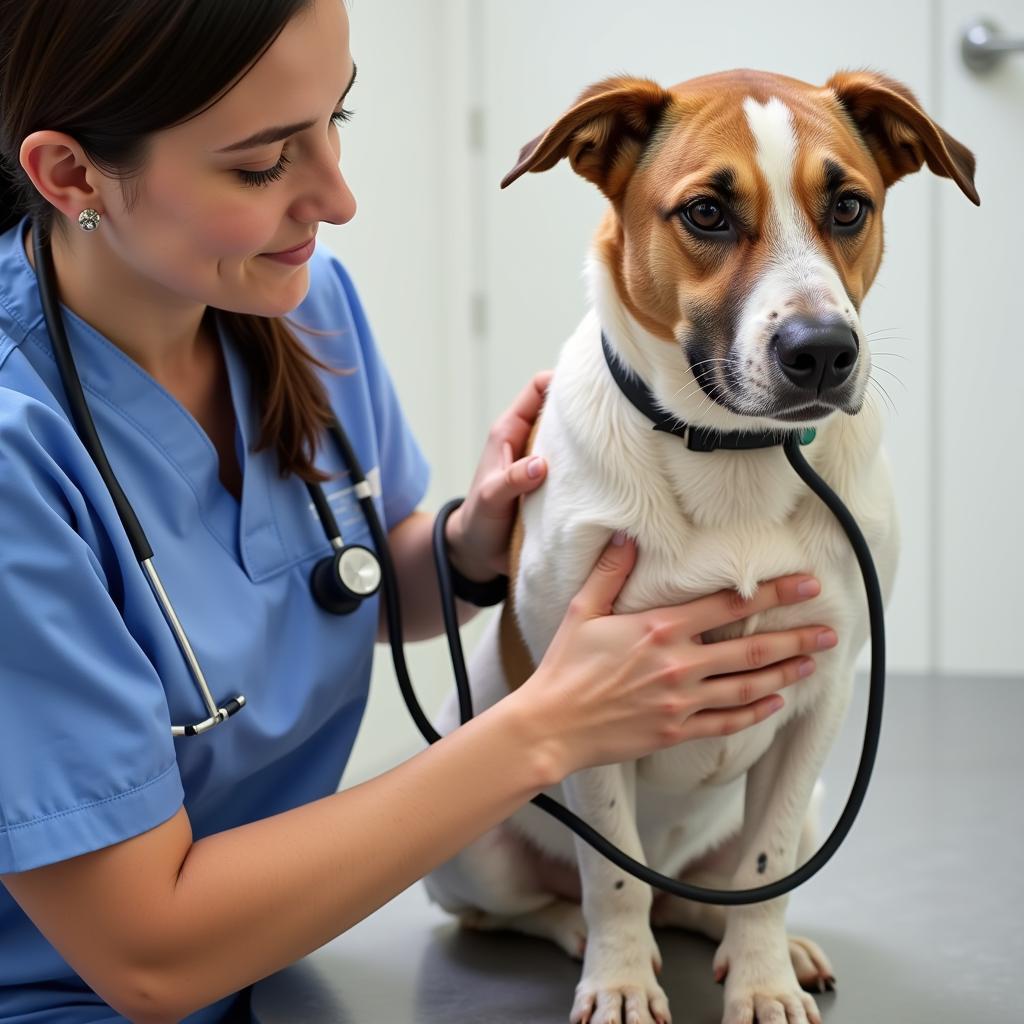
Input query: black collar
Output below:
<box><xmin>600</xmin><ymin>332</ymin><xmax>815</xmax><ymax>453</ymax></box>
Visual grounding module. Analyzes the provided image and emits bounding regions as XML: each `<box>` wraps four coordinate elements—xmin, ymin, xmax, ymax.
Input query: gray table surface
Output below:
<box><xmin>252</xmin><ymin>674</ymin><xmax>1024</xmax><ymax>1023</ymax></box>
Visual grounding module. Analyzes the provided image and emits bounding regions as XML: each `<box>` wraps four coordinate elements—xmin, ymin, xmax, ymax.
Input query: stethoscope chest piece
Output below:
<box><xmin>311</xmin><ymin>544</ymin><xmax>382</xmax><ymax>615</ymax></box>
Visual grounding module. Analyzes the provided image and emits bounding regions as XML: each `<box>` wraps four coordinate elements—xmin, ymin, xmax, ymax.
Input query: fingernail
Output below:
<box><xmin>797</xmin><ymin>578</ymin><xmax>820</xmax><ymax>597</ymax></box>
<box><xmin>527</xmin><ymin>456</ymin><xmax>544</xmax><ymax>478</ymax></box>
<box><xmin>799</xmin><ymin>657</ymin><xmax>816</xmax><ymax>677</ymax></box>
<box><xmin>612</xmin><ymin>530</ymin><xmax>627</xmax><ymax>546</ymax></box>
<box><xmin>817</xmin><ymin>629</ymin><xmax>838</xmax><ymax>649</ymax></box>
<box><xmin>768</xmin><ymin>696</ymin><xmax>785</xmax><ymax>713</ymax></box>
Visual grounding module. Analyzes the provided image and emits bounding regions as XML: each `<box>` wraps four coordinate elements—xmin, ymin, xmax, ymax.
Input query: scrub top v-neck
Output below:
<box><xmin>0</xmin><ymin>214</ymin><xmax>430</xmax><ymax>1023</ymax></box>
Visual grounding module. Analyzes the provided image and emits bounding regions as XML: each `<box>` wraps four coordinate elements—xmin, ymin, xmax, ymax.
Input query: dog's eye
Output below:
<box><xmin>833</xmin><ymin>195</ymin><xmax>866</xmax><ymax>229</ymax></box>
<box><xmin>683</xmin><ymin>199</ymin><xmax>729</xmax><ymax>233</ymax></box>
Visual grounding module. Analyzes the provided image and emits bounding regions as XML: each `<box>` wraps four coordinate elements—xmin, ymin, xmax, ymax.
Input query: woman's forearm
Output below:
<box><xmin>150</xmin><ymin>691</ymin><xmax>558</xmax><ymax>1021</ymax></box>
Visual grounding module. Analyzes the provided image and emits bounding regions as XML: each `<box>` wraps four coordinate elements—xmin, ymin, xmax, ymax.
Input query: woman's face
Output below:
<box><xmin>93</xmin><ymin>0</ymin><xmax>357</xmax><ymax>319</ymax></box>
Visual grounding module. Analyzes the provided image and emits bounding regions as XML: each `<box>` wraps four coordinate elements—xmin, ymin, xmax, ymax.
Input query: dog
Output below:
<box><xmin>424</xmin><ymin>68</ymin><xmax>978</xmax><ymax>1024</ymax></box>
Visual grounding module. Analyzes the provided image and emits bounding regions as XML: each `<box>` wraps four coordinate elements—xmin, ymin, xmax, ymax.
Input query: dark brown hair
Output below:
<box><xmin>0</xmin><ymin>0</ymin><xmax>339</xmax><ymax>481</ymax></box>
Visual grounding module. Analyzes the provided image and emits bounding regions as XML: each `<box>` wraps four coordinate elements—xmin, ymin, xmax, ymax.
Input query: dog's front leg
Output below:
<box><xmin>563</xmin><ymin>762</ymin><xmax>671</xmax><ymax>1024</ymax></box>
<box><xmin>714</xmin><ymin>687</ymin><xmax>851</xmax><ymax>1024</ymax></box>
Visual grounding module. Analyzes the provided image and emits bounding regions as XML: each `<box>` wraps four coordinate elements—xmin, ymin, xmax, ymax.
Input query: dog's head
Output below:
<box><xmin>503</xmin><ymin>69</ymin><xmax>978</xmax><ymax>427</ymax></box>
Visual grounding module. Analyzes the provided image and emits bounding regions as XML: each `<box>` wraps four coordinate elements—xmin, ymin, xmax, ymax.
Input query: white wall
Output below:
<box><xmin>933</xmin><ymin>0</ymin><xmax>1024</xmax><ymax>674</ymax></box>
<box><xmin>324</xmin><ymin>0</ymin><xmax>490</xmax><ymax>787</ymax></box>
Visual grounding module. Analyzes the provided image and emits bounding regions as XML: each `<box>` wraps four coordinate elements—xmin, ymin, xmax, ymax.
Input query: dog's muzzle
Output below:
<box><xmin>771</xmin><ymin>315</ymin><xmax>860</xmax><ymax>414</ymax></box>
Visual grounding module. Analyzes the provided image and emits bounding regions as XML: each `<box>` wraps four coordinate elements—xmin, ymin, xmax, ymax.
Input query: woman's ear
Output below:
<box><xmin>501</xmin><ymin>76</ymin><xmax>671</xmax><ymax>201</ymax></box>
<box><xmin>825</xmin><ymin>69</ymin><xmax>979</xmax><ymax>205</ymax></box>
<box><xmin>19</xmin><ymin>130</ymin><xmax>104</xmax><ymax>217</ymax></box>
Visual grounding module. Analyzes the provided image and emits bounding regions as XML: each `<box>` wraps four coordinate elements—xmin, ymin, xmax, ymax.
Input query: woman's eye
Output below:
<box><xmin>682</xmin><ymin>199</ymin><xmax>729</xmax><ymax>233</ymax></box>
<box><xmin>236</xmin><ymin>109</ymin><xmax>353</xmax><ymax>188</ymax></box>
<box><xmin>833</xmin><ymin>195</ymin><xmax>866</xmax><ymax>229</ymax></box>
<box><xmin>237</xmin><ymin>152</ymin><xmax>292</xmax><ymax>188</ymax></box>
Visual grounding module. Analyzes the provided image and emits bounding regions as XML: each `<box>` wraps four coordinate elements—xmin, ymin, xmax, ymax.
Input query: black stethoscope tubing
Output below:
<box><xmin>431</xmin><ymin>427</ymin><xmax>886</xmax><ymax>906</ymax></box>
<box><xmin>34</xmin><ymin>219</ymin><xmax>885</xmax><ymax>905</ymax></box>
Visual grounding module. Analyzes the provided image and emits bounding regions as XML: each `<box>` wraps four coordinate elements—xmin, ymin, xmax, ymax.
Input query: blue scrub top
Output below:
<box><xmin>0</xmin><ymin>215</ymin><xmax>431</xmax><ymax>1023</ymax></box>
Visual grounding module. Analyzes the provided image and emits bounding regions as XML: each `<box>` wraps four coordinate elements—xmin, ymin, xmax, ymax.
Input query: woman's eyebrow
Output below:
<box><xmin>217</xmin><ymin>63</ymin><xmax>358</xmax><ymax>153</ymax></box>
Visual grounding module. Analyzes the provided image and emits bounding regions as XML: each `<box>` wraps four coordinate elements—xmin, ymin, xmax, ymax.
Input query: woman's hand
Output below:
<box><xmin>445</xmin><ymin>370</ymin><xmax>554</xmax><ymax>582</ymax></box>
<box><xmin>510</xmin><ymin>533</ymin><xmax>837</xmax><ymax>781</ymax></box>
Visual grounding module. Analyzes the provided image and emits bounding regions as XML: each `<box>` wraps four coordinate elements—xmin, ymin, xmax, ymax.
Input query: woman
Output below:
<box><xmin>0</xmin><ymin>2</ymin><xmax>835</xmax><ymax>1021</ymax></box>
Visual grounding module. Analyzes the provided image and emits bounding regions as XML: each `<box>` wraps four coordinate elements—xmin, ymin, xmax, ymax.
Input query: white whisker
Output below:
<box><xmin>872</xmin><ymin>364</ymin><xmax>908</xmax><ymax>391</ymax></box>
<box><xmin>869</xmin><ymin>351</ymin><xmax>911</xmax><ymax>362</ymax></box>
<box><xmin>868</xmin><ymin>376</ymin><xmax>898</xmax><ymax>417</ymax></box>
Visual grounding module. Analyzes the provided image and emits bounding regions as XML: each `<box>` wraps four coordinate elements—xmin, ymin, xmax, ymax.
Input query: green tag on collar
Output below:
<box><xmin>799</xmin><ymin>428</ymin><xmax>817</xmax><ymax>446</ymax></box>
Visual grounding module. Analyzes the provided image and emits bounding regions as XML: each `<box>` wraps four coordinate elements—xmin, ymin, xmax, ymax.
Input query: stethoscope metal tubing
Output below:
<box><xmin>142</xmin><ymin>558</ymin><xmax>224</xmax><ymax>723</ymax></box>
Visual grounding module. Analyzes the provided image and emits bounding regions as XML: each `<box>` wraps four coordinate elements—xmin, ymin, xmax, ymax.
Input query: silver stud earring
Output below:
<box><xmin>78</xmin><ymin>209</ymin><xmax>102</xmax><ymax>232</ymax></box>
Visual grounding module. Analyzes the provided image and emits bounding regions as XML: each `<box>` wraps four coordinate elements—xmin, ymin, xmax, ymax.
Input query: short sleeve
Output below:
<box><xmin>328</xmin><ymin>259</ymin><xmax>431</xmax><ymax>530</ymax></box>
<box><xmin>0</xmin><ymin>400</ymin><xmax>183</xmax><ymax>874</ymax></box>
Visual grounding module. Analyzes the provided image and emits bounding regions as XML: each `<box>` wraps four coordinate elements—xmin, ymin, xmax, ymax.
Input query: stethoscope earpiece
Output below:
<box><xmin>310</xmin><ymin>544</ymin><xmax>382</xmax><ymax>615</ymax></box>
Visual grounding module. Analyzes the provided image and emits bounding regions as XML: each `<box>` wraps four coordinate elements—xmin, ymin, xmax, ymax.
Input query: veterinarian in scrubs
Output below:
<box><xmin>0</xmin><ymin>2</ymin><xmax>835</xmax><ymax>1021</ymax></box>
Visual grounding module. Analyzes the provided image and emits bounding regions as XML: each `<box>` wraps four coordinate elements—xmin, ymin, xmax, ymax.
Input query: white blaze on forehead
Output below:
<box><xmin>740</xmin><ymin>94</ymin><xmax>846</xmax><ymax>309</ymax></box>
<box><xmin>731</xmin><ymin>94</ymin><xmax>860</xmax><ymax>405</ymax></box>
<box><xmin>742</xmin><ymin>95</ymin><xmax>805</xmax><ymax>252</ymax></box>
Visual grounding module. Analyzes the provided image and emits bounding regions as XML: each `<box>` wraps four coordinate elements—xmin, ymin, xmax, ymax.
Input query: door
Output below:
<box><xmin>935</xmin><ymin>2</ymin><xmax>1023</xmax><ymax>675</ymax></box>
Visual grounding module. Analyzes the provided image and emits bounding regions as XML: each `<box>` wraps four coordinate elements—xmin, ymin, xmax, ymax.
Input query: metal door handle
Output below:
<box><xmin>961</xmin><ymin>18</ymin><xmax>1024</xmax><ymax>73</ymax></box>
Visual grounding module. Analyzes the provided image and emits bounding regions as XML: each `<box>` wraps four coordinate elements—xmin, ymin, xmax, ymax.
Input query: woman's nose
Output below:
<box><xmin>291</xmin><ymin>156</ymin><xmax>357</xmax><ymax>226</ymax></box>
<box><xmin>325</xmin><ymin>171</ymin><xmax>357</xmax><ymax>225</ymax></box>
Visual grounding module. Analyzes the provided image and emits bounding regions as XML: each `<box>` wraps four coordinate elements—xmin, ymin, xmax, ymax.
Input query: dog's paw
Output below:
<box><xmin>721</xmin><ymin>989</ymin><xmax>822</xmax><ymax>1024</ymax></box>
<box><xmin>569</xmin><ymin>923</ymin><xmax>669</xmax><ymax>1023</ymax></box>
<box><xmin>570</xmin><ymin>927</ymin><xmax>669</xmax><ymax>1024</ymax></box>
<box><xmin>714</xmin><ymin>944</ymin><xmax>822</xmax><ymax>1024</ymax></box>
<box><xmin>788</xmin><ymin>935</ymin><xmax>836</xmax><ymax>993</ymax></box>
<box><xmin>569</xmin><ymin>972</ymin><xmax>671</xmax><ymax>1024</ymax></box>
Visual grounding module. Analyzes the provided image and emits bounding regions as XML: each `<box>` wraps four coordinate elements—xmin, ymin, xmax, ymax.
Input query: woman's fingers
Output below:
<box><xmin>695</xmin><ymin>655</ymin><xmax>816</xmax><ymax>711</ymax></box>
<box><xmin>476</xmin><ymin>451</ymin><xmax>548</xmax><ymax>511</ymax></box>
<box><xmin>683</xmin><ymin>575</ymin><xmax>822</xmax><ymax>636</ymax></box>
<box><xmin>679</xmin><ymin>694</ymin><xmax>789</xmax><ymax>742</ymax></box>
<box><xmin>699</xmin><ymin>625</ymin><xmax>837</xmax><ymax>677</ymax></box>
<box><xmin>572</xmin><ymin>533</ymin><xmax>637</xmax><ymax>618</ymax></box>
<box><xmin>492</xmin><ymin>370</ymin><xmax>554</xmax><ymax>454</ymax></box>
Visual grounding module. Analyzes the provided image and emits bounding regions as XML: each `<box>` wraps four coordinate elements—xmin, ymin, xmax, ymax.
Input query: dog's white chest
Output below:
<box><xmin>508</xmin><ymin>312</ymin><xmax>898</xmax><ymax>868</ymax></box>
<box><xmin>617</xmin><ymin>515</ymin><xmax>851</xmax><ymax>793</ymax></box>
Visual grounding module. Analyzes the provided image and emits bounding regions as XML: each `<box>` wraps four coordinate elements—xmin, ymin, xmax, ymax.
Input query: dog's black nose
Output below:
<box><xmin>772</xmin><ymin>317</ymin><xmax>859</xmax><ymax>392</ymax></box>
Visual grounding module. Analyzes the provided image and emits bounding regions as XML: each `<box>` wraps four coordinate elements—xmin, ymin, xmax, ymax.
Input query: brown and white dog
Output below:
<box><xmin>425</xmin><ymin>69</ymin><xmax>978</xmax><ymax>1024</ymax></box>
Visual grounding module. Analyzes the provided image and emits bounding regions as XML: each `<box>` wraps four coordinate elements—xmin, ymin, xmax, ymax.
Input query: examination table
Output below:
<box><xmin>252</xmin><ymin>673</ymin><xmax>1023</xmax><ymax>1023</ymax></box>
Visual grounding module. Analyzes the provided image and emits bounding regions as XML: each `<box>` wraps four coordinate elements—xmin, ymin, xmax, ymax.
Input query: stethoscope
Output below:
<box><xmin>33</xmin><ymin>223</ymin><xmax>385</xmax><ymax>737</ymax></box>
<box><xmin>34</xmin><ymin>219</ymin><xmax>886</xmax><ymax>906</ymax></box>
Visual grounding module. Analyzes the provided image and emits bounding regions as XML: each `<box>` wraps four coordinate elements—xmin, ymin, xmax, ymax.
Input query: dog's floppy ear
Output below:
<box><xmin>501</xmin><ymin>76</ymin><xmax>671</xmax><ymax>199</ymax></box>
<box><xmin>826</xmin><ymin>69</ymin><xmax>979</xmax><ymax>205</ymax></box>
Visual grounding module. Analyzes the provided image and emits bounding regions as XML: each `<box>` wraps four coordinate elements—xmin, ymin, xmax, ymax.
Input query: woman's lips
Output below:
<box><xmin>261</xmin><ymin>236</ymin><xmax>316</xmax><ymax>265</ymax></box>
